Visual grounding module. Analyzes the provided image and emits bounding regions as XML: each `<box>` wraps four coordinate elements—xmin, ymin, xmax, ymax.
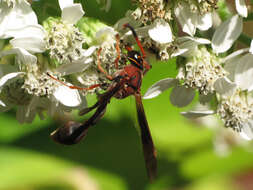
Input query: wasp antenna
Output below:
<box><xmin>123</xmin><ymin>23</ymin><xmax>146</xmax><ymax>58</ymax></box>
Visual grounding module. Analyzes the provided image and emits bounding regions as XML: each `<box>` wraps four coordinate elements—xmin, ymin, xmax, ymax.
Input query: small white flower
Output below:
<box><xmin>131</xmin><ymin>0</ymin><xmax>171</xmax><ymax>25</ymax></box>
<box><xmin>174</xmin><ymin>1</ymin><xmax>213</xmax><ymax>36</ymax></box>
<box><xmin>0</xmin><ymin>0</ymin><xmax>38</xmax><ymax>39</ymax></box>
<box><xmin>144</xmin><ymin>14</ymin><xmax>242</xmax><ymax>107</ymax></box>
<box><xmin>44</xmin><ymin>0</ymin><xmax>85</xmax><ymax>64</ymax></box>
<box><xmin>0</xmin><ymin>19</ymin><xmax>86</xmax><ymax>123</ymax></box>
<box><xmin>144</xmin><ymin>43</ymin><xmax>227</xmax><ymax>107</ymax></box>
<box><xmin>96</xmin><ymin>26</ymin><xmax>117</xmax><ymax>46</ymax></box>
<box><xmin>180</xmin><ymin>50</ymin><xmax>253</xmax><ymax>140</ymax></box>
<box><xmin>94</xmin><ymin>26</ymin><xmax>125</xmax><ymax>77</ymax></box>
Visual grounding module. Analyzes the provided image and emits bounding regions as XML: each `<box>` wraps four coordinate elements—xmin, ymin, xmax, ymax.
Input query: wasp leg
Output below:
<box><xmin>114</xmin><ymin>34</ymin><xmax>121</xmax><ymax>69</ymax></box>
<box><xmin>47</xmin><ymin>72</ymin><xmax>101</xmax><ymax>91</ymax></box>
<box><xmin>97</xmin><ymin>48</ymin><xmax>113</xmax><ymax>81</ymax></box>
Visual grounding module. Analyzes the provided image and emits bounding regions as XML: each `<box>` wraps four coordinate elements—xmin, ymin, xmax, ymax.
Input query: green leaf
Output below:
<box><xmin>0</xmin><ymin>112</ymin><xmax>52</xmax><ymax>143</ymax></box>
<box><xmin>181</xmin><ymin>148</ymin><xmax>253</xmax><ymax>179</ymax></box>
<box><xmin>0</xmin><ymin>146</ymin><xmax>127</xmax><ymax>190</ymax></box>
<box><xmin>185</xmin><ymin>175</ymin><xmax>239</xmax><ymax>190</ymax></box>
<box><xmin>31</xmin><ymin>0</ymin><xmax>61</xmax><ymax>24</ymax></box>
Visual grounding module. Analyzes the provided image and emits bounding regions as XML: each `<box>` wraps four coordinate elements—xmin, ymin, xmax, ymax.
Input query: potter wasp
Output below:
<box><xmin>48</xmin><ymin>24</ymin><xmax>157</xmax><ymax>181</ymax></box>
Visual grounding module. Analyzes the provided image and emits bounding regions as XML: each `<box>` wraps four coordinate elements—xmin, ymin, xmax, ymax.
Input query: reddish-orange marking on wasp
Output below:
<box><xmin>49</xmin><ymin>24</ymin><xmax>157</xmax><ymax>181</ymax></box>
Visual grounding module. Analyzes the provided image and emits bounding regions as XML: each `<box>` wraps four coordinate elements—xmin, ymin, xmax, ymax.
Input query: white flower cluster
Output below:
<box><xmin>0</xmin><ymin>0</ymin><xmax>88</xmax><ymax>123</ymax></box>
<box><xmin>0</xmin><ymin>0</ymin><xmax>252</xmax><ymax>148</ymax></box>
<box><xmin>178</xmin><ymin>46</ymin><xmax>227</xmax><ymax>95</ymax></box>
<box><xmin>142</xmin><ymin>4</ymin><xmax>253</xmax><ymax>142</ymax></box>
<box><xmin>0</xmin><ymin>0</ymin><xmax>129</xmax><ymax>123</ymax></box>
<box><xmin>45</xmin><ymin>19</ymin><xmax>84</xmax><ymax>64</ymax></box>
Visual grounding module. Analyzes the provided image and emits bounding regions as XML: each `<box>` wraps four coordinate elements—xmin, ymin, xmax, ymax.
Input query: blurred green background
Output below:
<box><xmin>1</xmin><ymin>0</ymin><xmax>253</xmax><ymax>190</ymax></box>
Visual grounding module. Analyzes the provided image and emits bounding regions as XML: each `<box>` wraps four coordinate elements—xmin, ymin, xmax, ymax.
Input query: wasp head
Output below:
<box><xmin>127</xmin><ymin>50</ymin><xmax>143</xmax><ymax>70</ymax></box>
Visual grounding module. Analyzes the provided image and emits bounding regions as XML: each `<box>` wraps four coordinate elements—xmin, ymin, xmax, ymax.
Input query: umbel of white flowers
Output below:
<box><xmin>0</xmin><ymin>0</ymin><xmax>89</xmax><ymax>123</ymax></box>
<box><xmin>0</xmin><ymin>0</ymin><xmax>251</xmax><ymax>147</ymax></box>
<box><xmin>143</xmin><ymin>14</ymin><xmax>253</xmax><ymax>140</ymax></box>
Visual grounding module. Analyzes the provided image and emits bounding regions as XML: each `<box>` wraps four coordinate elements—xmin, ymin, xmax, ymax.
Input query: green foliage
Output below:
<box><xmin>77</xmin><ymin>17</ymin><xmax>107</xmax><ymax>46</ymax></box>
<box><xmin>217</xmin><ymin>0</ymin><xmax>232</xmax><ymax>21</ymax></box>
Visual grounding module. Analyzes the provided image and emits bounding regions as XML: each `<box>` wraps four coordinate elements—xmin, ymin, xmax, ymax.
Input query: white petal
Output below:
<box><xmin>240</xmin><ymin>120</ymin><xmax>253</xmax><ymax>140</ymax></box>
<box><xmin>10</xmin><ymin>37</ymin><xmax>46</xmax><ymax>53</ymax></box>
<box><xmin>0</xmin><ymin>1</ymin><xmax>38</xmax><ymax>39</ymax></box>
<box><xmin>53</xmin><ymin>84</ymin><xmax>82</xmax><ymax>107</ymax></box>
<box><xmin>178</xmin><ymin>36</ymin><xmax>211</xmax><ymax>45</ymax></box>
<box><xmin>176</xmin><ymin>36</ymin><xmax>210</xmax><ymax>57</ymax></box>
<box><xmin>249</xmin><ymin>40</ymin><xmax>253</xmax><ymax>54</ymax></box>
<box><xmin>181</xmin><ymin>110</ymin><xmax>215</xmax><ymax>118</ymax></box>
<box><xmin>170</xmin><ymin>86</ymin><xmax>195</xmax><ymax>107</ymax></box>
<box><xmin>58</xmin><ymin>0</ymin><xmax>74</xmax><ymax>10</ymax></box>
<box><xmin>0</xmin><ymin>72</ymin><xmax>24</xmax><ymax>91</ymax></box>
<box><xmin>189</xmin><ymin>37</ymin><xmax>211</xmax><ymax>44</ymax></box>
<box><xmin>234</xmin><ymin>53</ymin><xmax>253</xmax><ymax>90</ymax></box>
<box><xmin>5</xmin><ymin>24</ymin><xmax>46</xmax><ymax>39</ymax></box>
<box><xmin>0</xmin><ymin>48</ymin><xmax>37</xmax><ymax>64</ymax></box>
<box><xmin>174</xmin><ymin>3</ymin><xmax>196</xmax><ymax>36</ymax></box>
<box><xmin>213</xmin><ymin>77</ymin><xmax>237</xmax><ymax>96</ymax></box>
<box><xmin>82</xmin><ymin>46</ymin><xmax>97</xmax><ymax>57</ymax></box>
<box><xmin>235</xmin><ymin>0</ymin><xmax>248</xmax><ymax>18</ymax></box>
<box><xmin>16</xmin><ymin>48</ymin><xmax>37</xmax><ymax>64</ymax></box>
<box><xmin>224</xmin><ymin>48</ymin><xmax>250</xmax><ymax>62</ymax></box>
<box><xmin>62</xmin><ymin>4</ymin><xmax>84</xmax><ymax>24</ymax></box>
<box><xmin>171</xmin><ymin>48</ymin><xmax>188</xmax><ymax>57</ymax></box>
<box><xmin>196</xmin><ymin>12</ymin><xmax>212</xmax><ymax>31</ymax></box>
<box><xmin>56</xmin><ymin>58</ymin><xmax>92</xmax><ymax>76</ymax></box>
<box><xmin>224</xmin><ymin>55</ymin><xmax>242</xmax><ymax>81</ymax></box>
<box><xmin>143</xmin><ymin>78</ymin><xmax>178</xmax><ymax>99</ymax></box>
<box><xmin>148</xmin><ymin>19</ymin><xmax>173</xmax><ymax>44</ymax></box>
<box><xmin>96</xmin><ymin>27</ymin><xmax>117</xmax><ymax>45</ymax></box>
<box><xmin>212</xmin><ymin>15</ymin><xmax>243</xmax><ymax>53</ymax></box>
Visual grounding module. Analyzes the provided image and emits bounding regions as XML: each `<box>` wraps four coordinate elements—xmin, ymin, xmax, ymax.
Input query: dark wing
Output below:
<box><xmin>134</xmin><ymin>92</ymin><xmax>157</xmax><ymax>181</ymax></box>
<box><xmin>51</xmin><ymin>81</ymin><xmax>124</xmax><ymax>145</ymax></box>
